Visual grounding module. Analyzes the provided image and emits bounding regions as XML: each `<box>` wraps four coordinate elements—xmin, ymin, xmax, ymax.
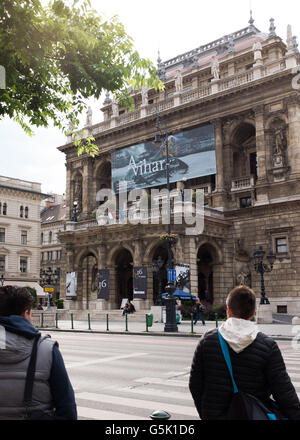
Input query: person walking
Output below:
<box><xmin>0</xmin><ymin>285</ymin><xmax>77</xmax><ymax>420</ymax></box>
<box><xmin>189</xmin><ymin>285</ymin><xmax>300</xmax><ymax>420</ymax></box>
<box><xmin>193</xmin><ymin>298</ymin><xmax>206</xmax><ymax>326</ymax></box>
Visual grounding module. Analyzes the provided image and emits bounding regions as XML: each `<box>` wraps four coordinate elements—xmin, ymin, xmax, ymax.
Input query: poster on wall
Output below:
<box><xmin>111</xmin><ymin>123</ymin><xmax>216</xmax><ymax>194</ymax></box>
<box><xmin>97</xmin><ymin>269</ymin><xmax>110</xmax><ymax>300</ymax></box>
<box><xmin>175</xmin><ymin>264</ymin><xmax>190</xmax><ymax>293</ymax></box>
<box><xmin>133</xmin><ymin>267</ymin><xmax>147</xmax><ymax>299</ymax></box>
<box><xmin>66</xmin><ymin>272</ymin><xmax>77</xmax><ymax>299</ymax></box>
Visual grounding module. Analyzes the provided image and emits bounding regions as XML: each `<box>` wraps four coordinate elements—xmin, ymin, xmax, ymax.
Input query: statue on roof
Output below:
<box><xmin>86</xmin><ymin>106</ymin><xmax>92</xmax><ymax>126</ymax></box>
<box><xmin>211</xmin><ymin>56</ymin><xmax>220</xmax><ymax>80</ymax></box>
<box><xmin>111</xmin><ymin>97</ymin><xmax>119</xmax><ymax>117</ymax></box>
<box><xmin>141</xmin><ymin>86</ymin><xmax>148</xmax><ymax>106</ymax></box>
<box><xmin>253</xmin><ymin>39</ymin><xmax>262</xmax><ymax>61</ymax></box>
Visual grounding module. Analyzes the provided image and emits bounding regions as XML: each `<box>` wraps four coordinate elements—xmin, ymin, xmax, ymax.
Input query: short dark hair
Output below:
<box><xmin>0</xmin><ymin>286</ymin><xmax>35</xmax><ymax>316</ymax></box>
<box><xmin>226</xmin><ymin>285</ymin><xmax>256</xmax><ymax>320</ymax></box>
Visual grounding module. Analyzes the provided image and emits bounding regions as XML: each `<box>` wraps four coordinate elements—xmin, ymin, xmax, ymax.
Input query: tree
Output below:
<box><xmin>0</xmin><ymin>0</ymin><xmax>163</xmax><ymax>155</ymax></box>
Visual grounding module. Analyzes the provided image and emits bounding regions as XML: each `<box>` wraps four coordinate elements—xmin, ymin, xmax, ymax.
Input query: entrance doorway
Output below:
<box><xmin>116</xmin><ymin>249</ymin><xmax>133</xmax><ymax>306</ymax></box>
<box><xmin>152</xmin><ymin>245</ymin><xmax>169</xmax><ymax>305</ymax></box>
<box><xmin>197</xmin><ymin>244</ymin><xmax>214</xmax><ymax>305</ymax></box>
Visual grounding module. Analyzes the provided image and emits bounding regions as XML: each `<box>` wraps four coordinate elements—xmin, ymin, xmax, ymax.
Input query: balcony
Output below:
<box><xmin>231</xmin><ymin>175</ymin><xmax>255</xmax><ymax>192</ymax></box>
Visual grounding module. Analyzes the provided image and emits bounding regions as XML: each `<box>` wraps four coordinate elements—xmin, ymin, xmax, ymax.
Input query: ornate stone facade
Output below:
<box><xmin>58</xmin><ymin>18</ymin><xmax>300</xmax><ymax>314</ymax></box>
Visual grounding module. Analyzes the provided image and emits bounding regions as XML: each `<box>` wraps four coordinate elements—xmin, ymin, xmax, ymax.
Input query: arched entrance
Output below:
<box><xmin>116</xmin><ymin>249</ymin><xmax>133</xmax><ymax>306</ymax></box>
<box><xmin>197</xmin><ymin>244</ymin><xmax>215</xmax><ymax>305</ymax></box>
<box><xmin>232</xmin><ymin>122</ymin><xmax>257</xmax><ymax>180</ymax></box>
<box><xmin>79</xmin><ymin>252</ymin><xmax>98</xmax><ymax>309</ymax></box>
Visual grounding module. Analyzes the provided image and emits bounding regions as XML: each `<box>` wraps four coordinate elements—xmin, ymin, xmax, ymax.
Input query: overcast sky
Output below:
<box><xmin>1</xmin><ymin>0</ymin><xmax>299</xmax><ymax>195</ymax></box>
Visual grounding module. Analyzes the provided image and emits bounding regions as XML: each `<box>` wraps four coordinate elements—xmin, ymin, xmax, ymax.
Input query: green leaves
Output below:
<box><xmin>0</xmin><ymin>0</ymin><xmax>163</xmax><ymax>156</ymax></box>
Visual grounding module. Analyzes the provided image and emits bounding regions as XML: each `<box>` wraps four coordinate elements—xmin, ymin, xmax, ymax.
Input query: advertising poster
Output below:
<box><xmin>66</xmin><ymin>272</ymin><xmax>77</xmax><ymax>299</ymax></box>
<box><xmin>111</xmin><ymin>123</ymin><xmax>216</xmax><ymax>194</ymax></box>
<box><xmin>175</xmin><ymin>264</ymin><xmax>190</xmax><ymax>293</ymax></box>
<box><xmin>97</xmin><ymin>269</ymin><xmax>110</xmax><ymax>300</ymax></box>
<box><xmin>133</xmin><ymin>267</ymin><xmax>147</xmax><ymax>299</ymax></box>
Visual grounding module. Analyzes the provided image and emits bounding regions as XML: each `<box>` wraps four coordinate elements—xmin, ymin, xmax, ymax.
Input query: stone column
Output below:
<box><xmin>107</xmin><ymin>264</ymin><xmax>118</xmax><ymax>309</ymax></box>
<box><xmin>287</xmin><ymin>95</ymin><xmax>300</xmax><ymax>176</ymax></box>
<box><xmin>65</xmin><ymin>163</ymin><xmax>73</xmax><ymax>220</ymax></box>
<box><xmin>254</xmin><ymin>105</ymin><xmax>267</xmax><ymax>183</ymax></box>
<box><xmin>214</xmin><ymin>119</ymin><xmax>225</xmax><ymax>191</ymax></box>
<box><xmin>82</xmin><ymin>158</ymin><xmax>93</xmax><ymax>218</ymax></box>
<box><xmin>96</xmin><ymin>244</ymin><xmax>108</xmax><ymax>310</ymax></box>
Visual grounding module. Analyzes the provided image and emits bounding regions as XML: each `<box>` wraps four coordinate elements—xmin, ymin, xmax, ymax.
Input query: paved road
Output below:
<box><xmin>45</xmin><ymin>331</ymin><xmax>300</xmax><ymax>421</ymax></box>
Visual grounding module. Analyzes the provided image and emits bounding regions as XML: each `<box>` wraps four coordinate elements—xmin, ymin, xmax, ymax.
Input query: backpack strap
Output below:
<box><xmin>23</xmin><ymin>333</ymin><xmax>41</xmax><ymax>408</ymax></box>
<box><xmin>218</xmin><ymin>329</ymin><xmax>239</xmax><ymax>394</ymax></box>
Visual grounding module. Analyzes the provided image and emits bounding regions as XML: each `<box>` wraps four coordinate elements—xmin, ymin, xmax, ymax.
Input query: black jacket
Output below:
<box><xmin>189</xmin><ymin>329</ymin><xmax>300</xmax><ymax>420</ymax></box>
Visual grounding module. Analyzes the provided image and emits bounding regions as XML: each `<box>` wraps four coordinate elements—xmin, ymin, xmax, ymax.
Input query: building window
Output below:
<box><xmin>56</xmin><ymin>250</ymin><xmax>62</xmax><ymax>260</ymax></box>
<box><xmin>41</xmin><ymin>233</ymin><xmax>43</xmax><ymax>244</ymax></box>
<box><xmin>2</xmin><ymin>203</ymin><xmax>7</xmax><ymax>215</ymax></box>
<box><xmin>21</xmin><ymin>230</ymin><xmax>27</xmax><ymax>245</ymax></box>
<box><xmin>240</xmin><ymin>197</ymin><xmax>252</xmax><ymax>208</ymax></box>
<box><xmin>276</xmin><ymin>237</ymin><xmax>287</xmax><ymax>254</ymax></box>
<box><xmin>47</xmin><ymin>251</ymin><xmax>53</xmax><ymax>261</ymax></box>
<box><xmin>49</xmin><ymin>231</ymin><xmax>52</xmax><ymax>243</ymax></box>
<box><xmin>25</xmin><ymin>207</ymin><xmax>28</xmax><ymax>218</ymax></box>
<box><xmin>0</xmin><ymin>255</ymin><xmax>5</xmax><ymax>271</ymax></box>
<box><xmin>20</xmin><ymin>206</ymin><xmax>24</xmax><ymax>218</ymax></box>
<box><xmin>20</xmin><ymin>257</ymin><xmax>28</xmax><ymax>273</ymax></box>
<box><xmin>0</xmin><ymin>228</ymin><xmax>5</xmax><ymax>243</ymax></box>
<box><xmin>41</xmin><ymin>252</ymin><xmax>44</xmax><ymax>262</ymax></box>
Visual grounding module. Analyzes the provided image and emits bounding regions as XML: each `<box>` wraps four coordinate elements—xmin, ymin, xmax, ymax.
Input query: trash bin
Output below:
<box><xmin>147</xmin><ymin>313</ymin><xmax>153</xmax><ymax>327</ymax></box>
<box><xmin>176</xmin><ymin>312</ymin><xmax>182</xmax><ymax>324</ymax></box>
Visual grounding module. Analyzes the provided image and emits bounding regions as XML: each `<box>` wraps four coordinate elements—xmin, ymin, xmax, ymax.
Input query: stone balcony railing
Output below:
<box><xmin>231</xmin><ymin>175</ymin><xmax>255</xmax><ymax>191</ymax></box>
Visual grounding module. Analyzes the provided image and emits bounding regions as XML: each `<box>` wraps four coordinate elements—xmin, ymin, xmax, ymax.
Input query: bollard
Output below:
<box><xmin>71</xmin><ymin>313</ymin><xmax>74</xmax><ymax>330</ymax></box>
<box><xmin>106</xmin><ymin>313</ymin><xmax>109</xmax><ymax>331</ymax></box>
<box><xmin>41</xmin><ymin>312</ymin><xmax>44</xmax><ymax>328</ymax></box>
<box><xmin>215</xmin><ymin>313</ymin><xmax>219</xmax><ymax>328</ymax></box>
<box><xmin>125</xmin><ymin>313</ymin><xmax>128</xmax><ymax>332</ymax></box>
<box><xmin>191</xmin><ymin>313</ymin><xmax>194</xmax><ymax>333</ymax></box>
<box><xmin>146</xmin><ymin>314</ymin><xmax>148</xmax><ymax>332</ymax></box>
<box><xmin>150</xmin><ymin>410</ymin><xmax>171</xmax><ymax>420</ymax></box>
<box><xmin>55</xmin><ymin>313</ymin><xmax>58</xmax><ymax>329</ymax></box>
<box><xmin>88</xmin><ymin>313</ymin><xmax>91</xmax><ymax>330</ymax></box>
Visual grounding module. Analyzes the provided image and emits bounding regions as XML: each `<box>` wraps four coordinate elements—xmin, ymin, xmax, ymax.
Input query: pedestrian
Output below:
<box><xmin>192</xmin><ymin>298</ymin><xmax>206</xmax><ymax>326</ymax></box>
<box><xmin>128</xmin><ymin>300</ymin><xmax>136</xmax><ymax>314</ymax></box>
<box><xmin>0</xmin><ymin>285</ymin><xmax>77</xmax><ymax>420</ymax></box>
<box><xmin>122</xmin><ymin>302</ymin><xmax>130</xmax><ymax>316</ymax></box>
<box><xmin>189</xmin><ymin>285</ymin><xmax>300</xmax><ymax>420</ymax></box>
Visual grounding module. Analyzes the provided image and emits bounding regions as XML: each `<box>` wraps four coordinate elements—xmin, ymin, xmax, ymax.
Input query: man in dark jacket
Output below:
<box><xmin>0</xmin><ymin>285</ymin><xmax>77</xmax><ymax>420</ymax></box>
<box><xmin>189</xmin><ymin>285</ymin><xmax>300</xmax><ymax>420</ymax></box>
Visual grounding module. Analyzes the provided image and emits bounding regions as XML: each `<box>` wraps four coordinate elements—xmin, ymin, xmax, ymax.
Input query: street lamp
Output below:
<box><xmin>154</xmin><ymin>111</ymin><xmax>178</xmax><ymax>332</ymax></box>
<box><xmin>71</xmin><ymin>200</ymin><xmax>78</xmax><ymax>222</ymax></box>
<box><xmin>40</xmin><ymin>267</ymin><xmax>60</xmax><ymax>311</ymax></box>
<box><xmin>252</xmin><ymin>246</ymin><xmax>276</xmax><ymax>305</ymax></box>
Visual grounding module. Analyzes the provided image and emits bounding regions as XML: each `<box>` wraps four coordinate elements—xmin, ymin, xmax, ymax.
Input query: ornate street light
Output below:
<box><xmin>252</xmin><ymin>246</ymin><xmax>276</xmax><ymax>305</ymax></box>
<box><xmin>40</xmin><ymin>267</ymin><xmax>60</xmax><ymax>311</ymax></box>
<box><xmin>71</xmin><ymin>200</ymin><xmax>78</xmax><ymax>222</ymax></box>
<box><xmin>154</xmin><ymin>111</ymin><xmax>178</xmax><ymax>332</ymax></box>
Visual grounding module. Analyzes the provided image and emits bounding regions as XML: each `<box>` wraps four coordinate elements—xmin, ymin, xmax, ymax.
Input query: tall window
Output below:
<box><xmin>49</xmin><ymin>231</ymin><xmax>52</xmax><ymax>243</ymax></box>
<box><xmin>20</xmin><ymin>206</ymin><xmax>24</xmax><ymax>218</ymax></box>
<box><xmin>25</xmin><ymin>207</ymin><xmax>28</xmax><ymax>218</ymax></box>
<box><xmin>2</xmin><ymin>203</ymin><xmax>7</xmax><ymax>215</ymax></box>
<box><xmin>47</xmin><ymin>251</ymin><xmax>53</xmax><ymax>261</ymax></box>
<box><xmin>56</xmin><ymin>250</ymin><xmax>62</xmax><ymax>260</ymax></box>
<box><xmin>276</xmin><ymin>237</ymin><xmax>287</xmax><ymax>254</ymax></box>
<box><xmin>20</xmin><ymin>257</ymin><xmax>28</xmax><ymax>273</ymax></box>
<box><xmin>0</xmin><ymin>228</ymin><xmax>5</xmax><ymax>243</ymax></box>
<box><xmin>0</xmin><ymin>255</ymin><xmax>5</xmax><ymax>271</ymax></box>
<box><xmin>41</xmin><ymin>232</ymin><xmax>43</xmax><ymax>245</ymax></box>
<box><xmin>21</xmin><ymin>230</ymin><xmax>27</xmax><ymax>245</ymax></box>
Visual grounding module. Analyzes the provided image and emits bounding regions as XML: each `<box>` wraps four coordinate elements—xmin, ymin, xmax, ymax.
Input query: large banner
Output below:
<box><xmin>97</xmin><ymin>269</ymin><xmax>110</xmax><ymax>300</ymax></box>
<box><xmin>66</xmin><ymin>272</ymin><xmax>77</xmax><ymax>299</ymax></box>
<box><xmin>111</xmin><ymin>124</ymin><xmax>216</xmax><ymax>194</ymax></box>
<box><xmin>133</xmin><ymin>267</ymin><xmax>147</xmax><ymax>299</ymax></box>
<box><xmin>175</xmin><ymin>264</ymin><xmax>190</xmax><ymax>293</ymax></box>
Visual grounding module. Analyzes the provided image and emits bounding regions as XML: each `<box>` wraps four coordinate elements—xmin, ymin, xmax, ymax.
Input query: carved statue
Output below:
<box><xmin>175</xmin><ymin>70</ymin><xmax>183</xmax><ymax>92</ymax></box>
<box><xmin>141</xmin><ymin>86</ymin><xmax>148</xmax><ymax>106</ymax></box>
<box><xmin>253</xmin><ymin>40</ymin><xmax>262</xmax><ymax>61</ymax></box>
<box><xmin>274</xmin><ymin>128</ymin><xmax>285</xmax><ymax>154</ymax></box>
<box><xmin>111</xmin><ymin>98</ymin><xmax>119</xmax><ymax>117</ymax></box>
<box><xmin>86</xmin><ymin>106</ymin><xmax>93</xmax><ymax>126</ymax></box>
<box><xmin>236</xmin><ymin>263</ymin><xmax>251</xmax><ymax>287</ymax></box>
<box><xmin>211</xmin><ymin>56</ymin><xmax>220</xmax><ymax>80</ymax></box>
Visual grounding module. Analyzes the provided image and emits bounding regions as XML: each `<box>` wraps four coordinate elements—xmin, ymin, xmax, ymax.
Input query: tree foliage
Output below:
<box><xmin>0</xmin><ymin>0</ymin><xmax>163</xmax><ymax>154</ymax></box>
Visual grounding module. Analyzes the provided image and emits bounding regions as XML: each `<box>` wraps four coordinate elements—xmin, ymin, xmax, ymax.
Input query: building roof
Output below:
<box><xmin>41</xmin><ymin>204</ymin><xmax>66</xmax><ymax>224</ymax></box>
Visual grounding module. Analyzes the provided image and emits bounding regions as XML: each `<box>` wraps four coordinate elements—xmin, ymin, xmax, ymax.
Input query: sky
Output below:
<box><xmin>1</xmin><ymin>0</ymin><xmax>300</xmax><ymax>195</ymax></box>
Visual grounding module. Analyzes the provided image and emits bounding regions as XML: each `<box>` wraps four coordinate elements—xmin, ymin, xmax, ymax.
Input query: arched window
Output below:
<box><xmin>25</xmin><ymin>206</ymin><xmax>28</xmax><ymax>218</ymax></box>
<box><xmin>3</xmin><ymin>203</ymin><xmax>7</xmax><ymax>215</ymax></box>
<box><xmin>20</xmin><ymin>206</ymin><xmax>24</xmax><ymax>218</ymax></box>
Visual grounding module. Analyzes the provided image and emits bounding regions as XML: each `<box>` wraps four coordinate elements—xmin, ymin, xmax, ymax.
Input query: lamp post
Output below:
<box><xmin>40</xmin><ymin>267</ymin><xmax>60</xmax><ymax>311</ymax></box>
<box><xmin>154</xmin><ymin>112</ymin><xmax>178</xmax><ymax>332</ymax></box>
<box><xmin>252</xmin><ymin>246</ymin><xmax>276</xmax><ymax>305</ymax></box>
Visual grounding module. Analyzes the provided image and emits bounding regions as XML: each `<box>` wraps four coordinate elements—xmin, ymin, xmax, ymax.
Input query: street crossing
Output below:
<box><xmin>74</xmin><ymin>347</ymin><xmax>300</xmax><ymax>420</ymax></box>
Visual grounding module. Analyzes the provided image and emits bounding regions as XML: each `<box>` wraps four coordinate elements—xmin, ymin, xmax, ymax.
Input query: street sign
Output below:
<box><xmin>44</xmin><ymin>287</ymin><xmax>54</xmax><ymax>293</ymax></box>
<box><xmin>168</xmin><ymin>269</ymin><xmax>177</xmax><ymax>282</ymax></box>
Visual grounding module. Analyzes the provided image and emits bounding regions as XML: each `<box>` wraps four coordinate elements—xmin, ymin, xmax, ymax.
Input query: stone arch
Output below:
<box><xmin>74</xmin><ymin>247</ymin><xmax>98</xmax><ymax>270</ymax></box>
<box><xmin>74</xmin><ymin>247</ymin><xmax>98</xmax><ymax>309</ymax></box>
<box><xmin>265</xmin><ymin>114</ymin><xmax>288</xmax><ymax>130</ymax></box>
<box><xmin>230</xmin><ymin>121</ymin><xmax>257</xmax><ymax>180</ymax></box>
<box><xmin>196</xmin><ymin>239</ymin><xmax>223</xmax><ymax>265</ymax></box>
<box><xmin>196</xmin><ymin>240</ymin><xmax>223</xmax><ymax>305</ymax></box>
<box><xmin>106</xmin><ymin>243</ymin><xmax>135</xmax><ymax>267</ymax></box>
<box><xmin>93</xmin><ymin>159</ymin><xmax>112</xmax><ymax>210</ymax></box>
<box><xmin>71</xmin><ymin>169</ymin><xmax>83</xmax><ymax>214</ymax></box>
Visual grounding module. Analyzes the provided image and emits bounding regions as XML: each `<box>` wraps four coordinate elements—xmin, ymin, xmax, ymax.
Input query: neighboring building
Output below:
<box><xmin>58</xmin><ymin>16</ymin><xmax>300</xmax><ymax>314</ymax></box>
<box><xmin>40</xmin><ymin>195</ymin><xmax>66</xmax><ymax>301</ymax></box>
<box><xmin>0</xmin><ymin>175</ymin><xmax>47</xmax><ymax>295</ymax></box>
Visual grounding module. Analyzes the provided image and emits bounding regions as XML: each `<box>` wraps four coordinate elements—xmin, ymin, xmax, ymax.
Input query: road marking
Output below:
<box><xmin>120</xmin><ymin>386</ymin><xmax>193</xmax><ymax>401</ymax></box>
<box><xmin>134</xmin><ymin>377</ymin><xmax>188</xmax><ymax>387</ymax></box>
<box><xmin>65</xmin><ymin>352</ymin><xmax>148</xmax><ymax>369</ymax></box>
<box><xmin>76</xmin><ymin>392</ymin><xmax>197</xmax><ymax>417</ymax></box>
<box><xmin>77</xmin><ymin>406</ymin><xmax>146</xmax><ymax>420</ymax></box>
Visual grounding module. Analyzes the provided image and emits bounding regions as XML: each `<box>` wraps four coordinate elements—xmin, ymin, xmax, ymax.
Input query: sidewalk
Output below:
<box><xmin>39</xmin><ymin>317</ymin><xmax>298</xmax><ymax>340</ymax></box>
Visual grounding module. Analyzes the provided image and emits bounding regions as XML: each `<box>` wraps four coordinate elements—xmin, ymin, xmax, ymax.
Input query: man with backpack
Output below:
<box><xmin>189</xmin><ymin>285</ymin><xmax>300</xmax><ymax>420</ymax></box>
<box><xmin>192</xmin><ymin>298</ymin><xmax>206</xmax><ymax>326</ymax></box>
